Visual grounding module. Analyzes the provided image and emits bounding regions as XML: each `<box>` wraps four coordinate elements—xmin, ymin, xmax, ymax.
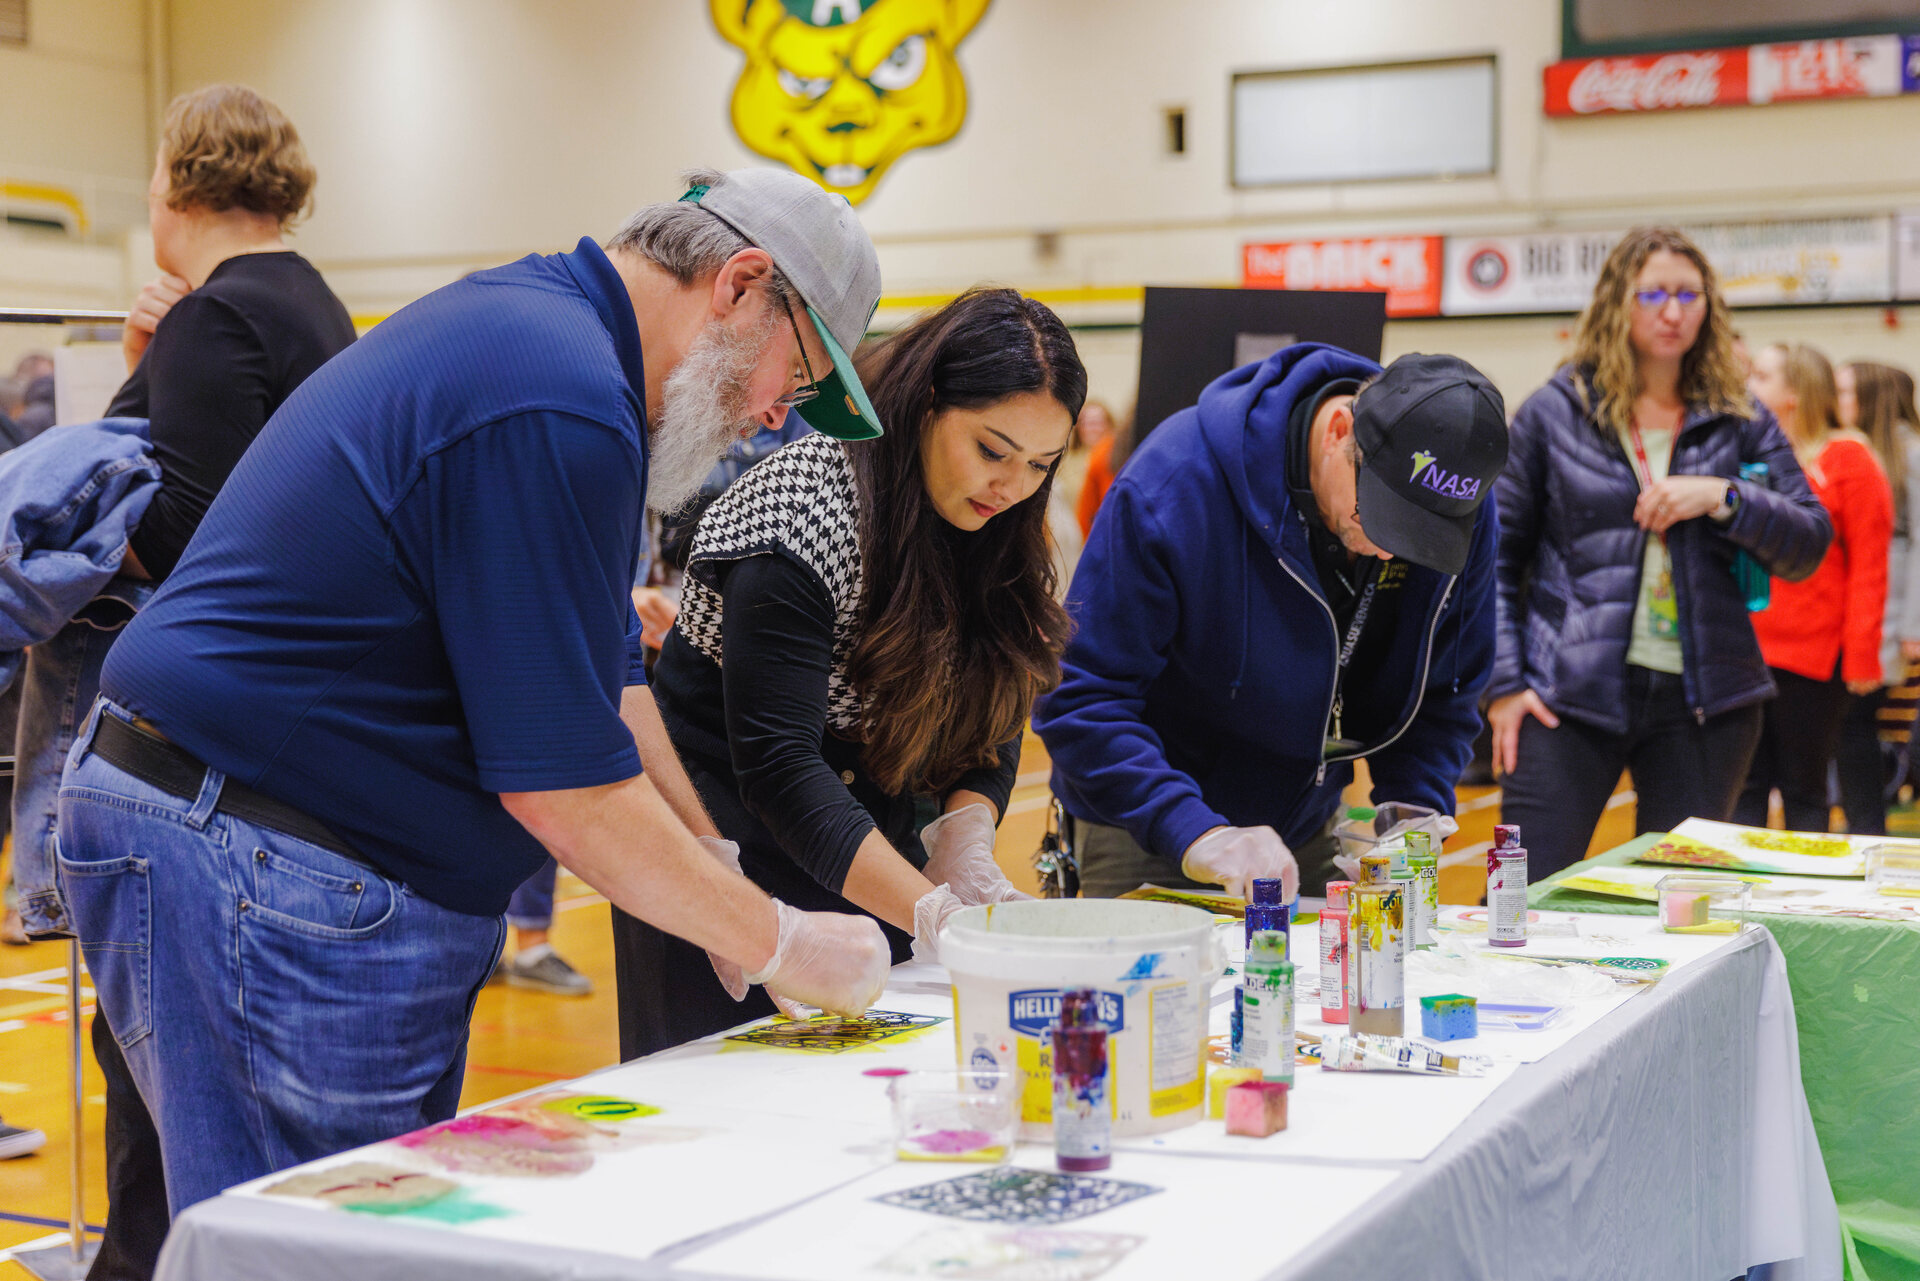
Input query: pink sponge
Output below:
<box><xmin>1224</xmin><ymin>1081</ymin><xmax>1289</xmax><ymax>1137</ymax></box>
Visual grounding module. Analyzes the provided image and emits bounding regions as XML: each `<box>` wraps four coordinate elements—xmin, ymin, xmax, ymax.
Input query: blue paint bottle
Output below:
<box><xmin>1233</xmin><ymin>878</ymin><xmax>1290</xmax><ymax>1064</ymax></box>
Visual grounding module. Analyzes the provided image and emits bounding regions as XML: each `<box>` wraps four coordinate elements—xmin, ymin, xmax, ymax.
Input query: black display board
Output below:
<box><xmin>1133</xmin><ymin>287</ymin><xmax>1388</xmax><ymax>443</ymax></box>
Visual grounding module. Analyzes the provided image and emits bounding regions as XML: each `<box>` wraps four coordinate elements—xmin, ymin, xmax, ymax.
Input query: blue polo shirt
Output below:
<box><xmin>101</xmin><ymin>238</ymin><xmax>650</xmax><ymax>916</ymax></box>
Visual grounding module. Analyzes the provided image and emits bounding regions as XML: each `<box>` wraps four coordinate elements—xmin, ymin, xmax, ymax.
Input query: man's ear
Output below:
<box><xmin>1321</xmin><ymin>400</ymin><xmax>1356</xmax><ymax>455</ymax></box>
<box><xmin>708</xmin><ymin>248</ymin><xmax>776</xmax><ymax>321</ymax></box>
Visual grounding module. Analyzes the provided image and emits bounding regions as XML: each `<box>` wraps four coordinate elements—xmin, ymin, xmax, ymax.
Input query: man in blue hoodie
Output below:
<box><xmin>1035</xmin><ymin>344</ymin><xmax>1507</xmax><ymax>900</ymax></box>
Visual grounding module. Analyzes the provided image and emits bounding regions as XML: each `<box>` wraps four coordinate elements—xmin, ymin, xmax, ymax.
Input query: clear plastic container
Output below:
<box><xmin>1656</xmin><ymin>874</ymin><xmax>1750</xmax><ymax>934</ymax></box>
<box><xmin>889</xmin><ymin>1068</ymin><xmax>1020</xmax><ymax>1163</ymax></box>
<box><xmin>1335</xmin><ymin>802</ymin><xmax>1444</xmax><ymax>864</ymax></box>
<box><xmin>1864</xmin><ymin>842</ymin><xmax>1920</xmax><ymax>897</ymax></box>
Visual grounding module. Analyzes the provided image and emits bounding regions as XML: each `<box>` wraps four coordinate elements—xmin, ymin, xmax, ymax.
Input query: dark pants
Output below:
<box><xmin>1835</xmin><ymin>687</ymin><xmax>1891</xmax><ymax>837</ymax></box>
<box><xmin>1499</xmin><ymin>667</ymin><xmax>1764</xmax><ymax>882</ymax></box>
<box><xmin>1071</xmin><ymin>814</ymin><xmax>1343</xmax><ymax>900</ymax></box>
<box><xmin>88</xmin><ymin>1012</ymin><xmax>168</xmax><ymax>1281</ymax></box>
<box><xmin>1734</xmin><ymin>666</ymin><xmax>1850</xmax><ymax>833</ymax></box>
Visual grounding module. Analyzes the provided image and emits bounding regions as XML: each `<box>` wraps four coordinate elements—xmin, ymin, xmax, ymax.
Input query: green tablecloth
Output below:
<box><xmin>1535</xmin><ymin>835</ymin><xmax>1920</xmax><ymax>1281</ymax></box>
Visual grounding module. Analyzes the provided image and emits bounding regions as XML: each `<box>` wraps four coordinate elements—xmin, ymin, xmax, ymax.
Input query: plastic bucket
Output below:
<box><xmin>940</xmin><ymin>899</ymin><xmax>1224</xmax><ymax>1139</ymax></box>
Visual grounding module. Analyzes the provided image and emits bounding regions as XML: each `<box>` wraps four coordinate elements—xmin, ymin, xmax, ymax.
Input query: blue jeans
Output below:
<box><xmin>58</xmin><ymin>699</ymin><xmax>504</xmax><ymax>1215</ymax></box>
<box><xmin>15</xmin><ymin>587</ymin><xmax>148</xmax><ymax>937</ymax></box>
<box><xmin>506</xmin><ymin>856</ymin><xmax>558</xmax><ymax>931</ymax></box>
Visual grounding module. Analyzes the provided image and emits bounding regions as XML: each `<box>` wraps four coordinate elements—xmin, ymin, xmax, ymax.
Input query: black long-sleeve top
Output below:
<box><xmin>107</xmin><ymin>251</ymin><xmax>355</xmax><ymax>579</ymax></box>
<box><xmin>654</xmin><ymin>549</ymin><xmax>1020</xmax><ymax>904</ymax></box>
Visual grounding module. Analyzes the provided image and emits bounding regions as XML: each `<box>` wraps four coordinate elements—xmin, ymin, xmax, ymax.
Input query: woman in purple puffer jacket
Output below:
<box><xmin>1487</xmin><ymin>227</ymin><xmax>1831</xmax><ymax>878</ymax></box>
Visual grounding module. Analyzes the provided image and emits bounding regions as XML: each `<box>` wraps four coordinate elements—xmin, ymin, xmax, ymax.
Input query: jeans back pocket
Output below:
<box><xmin>56</xmin><ymin>850</ymin><xmax>153</xmax><ymax>1048</ymax></box>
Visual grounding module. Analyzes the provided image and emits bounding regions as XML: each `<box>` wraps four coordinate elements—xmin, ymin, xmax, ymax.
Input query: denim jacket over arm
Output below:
<box><xmin>0</xmin><ymin>417</ymin><xmax>160</xmax><ymax>936</ymax></box>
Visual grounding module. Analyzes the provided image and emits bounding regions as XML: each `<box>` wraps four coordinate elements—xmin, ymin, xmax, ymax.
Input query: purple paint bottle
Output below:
<box><xmin>1489</xmin><ymin>824</ymin><xmax>1528</xmax><ymax>948</ymax></box>
<box><xmin>1052</xmin><ymin>988</ymin><xmax>1111</xmax><ymax>1172</ymax></box>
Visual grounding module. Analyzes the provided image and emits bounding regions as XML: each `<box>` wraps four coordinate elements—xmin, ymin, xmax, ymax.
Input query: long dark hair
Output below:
<box><xmin>845</xmin><ymin>288</ymin><xmax>1087</xmax><ymax>795</ymax></box>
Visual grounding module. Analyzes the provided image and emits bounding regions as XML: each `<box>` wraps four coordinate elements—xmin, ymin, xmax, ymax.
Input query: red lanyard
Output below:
<box><xmin>1626</xmin><ymin>419</ymin><xmax>1679</xmax><ymax>544</ymax></box>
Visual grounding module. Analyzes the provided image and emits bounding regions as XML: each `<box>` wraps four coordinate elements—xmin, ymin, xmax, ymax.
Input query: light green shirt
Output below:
<box><xmin>1623</xmin><ymin>423</ymin><xmax>1684</xmax><ymax>674</ymax></box>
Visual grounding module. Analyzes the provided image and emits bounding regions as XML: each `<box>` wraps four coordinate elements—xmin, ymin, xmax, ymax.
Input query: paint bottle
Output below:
<box><xmin>1240</xmin><ymin>929</ymin><xmax>1295</xmax><ymax>1086</ymax></box>
<box><xmin>1320</xmin><ymin>880</ymin><xmax>1352</xmax><ymax>1025</ymax></box>
<box><xmin>1406</xmin><ymin>831</ymin><xmax>1439</xmax><ymax>950</ymax></box>
<box><xmin>1489</xmin><ymin>824</ymin><xmax>1528</xmax><ymax>949</ymax></box>
<box><xmin>1233</xmin><ymin>877</ymin><xmax>1290</xmax><ymax>1065</ymax></box>
<box><xmin>1349</xmin><ymin>875</ymin><xmax>1405</xmax><ymax>1037</ymax></box>
<box><xmin>1246</xmin><ymin>877</ymin><xmax>1290</xmax><ymax>956</ymax></box>
<box><xmin>1052</xmin><ymin>988</ymin><xmax>1111</xmax><ymax>1172</ymax></box>
<box><xmin>1346</xmin><ymin>855</ymin><xmax>1393</xmax><ymax>1023</ymax></box>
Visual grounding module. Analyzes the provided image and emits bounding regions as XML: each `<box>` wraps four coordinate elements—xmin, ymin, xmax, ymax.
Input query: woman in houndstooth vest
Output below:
<box><xmin>614</xmin><ymin>288</ymin><xmax>1087</xmax><ymax>1058</ymax></box>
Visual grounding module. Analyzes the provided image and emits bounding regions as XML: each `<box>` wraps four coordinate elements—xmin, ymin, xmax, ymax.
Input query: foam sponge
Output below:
<box><xmin>1419</xmin><ymin>993</ymin><xmax>1478</xmax><ymax>1042</ymax></box>
<box><xmin>1207</xmin><ymin>1066</ymin><xmax>1264</xmax><ymax>1118</ymax></box>
<box><xmin>1661</xmin><ymin>891</ymin><xmax>1711</xmax><ymax>929</ymax></box>
<box><xmin>1224</xmin><ymin>1081</ymin><xmax>1289</xmax><ymax>1137</ymax></box>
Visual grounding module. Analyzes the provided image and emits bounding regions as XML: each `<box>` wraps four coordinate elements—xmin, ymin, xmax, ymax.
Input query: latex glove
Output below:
<box><xmin>922</xmin><ymin>803</ymin><xmax>1031</xmax><ymax>905</ymax></box>
<box><xmin>1331</xmin><ymin>853</ymin><xmax>1363</xmax><ymax>885</ymax></box>
<box><xmin>910</xmin><ymin>883</ymin><xmax>967</xmax><ymax>965</ymax></box>
<box><xmin>1181</xmin><ymin>825</ymin><xmax>1298</xmax><ymax>903</ymax></box>
<box><xmin>743</xmin><ymin>899</ymin><xmax>889</xmax><ymax>1019</ymax></box>
<box><xmin>696</xmin><ymin>836</ymin><xmax>749</xmax><ymax>1001</ymax></box>
<box><xmin>1385</xmin><ymin>812</ymin><xmax>1459</xmax><ymax>845</ymax></box>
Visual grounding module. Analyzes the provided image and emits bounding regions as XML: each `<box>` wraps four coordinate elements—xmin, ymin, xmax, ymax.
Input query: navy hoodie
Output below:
<box><xmin>1034</xmin><ymin>343</ymin><xmax>1498</xmax><ymax>861</ymax></box>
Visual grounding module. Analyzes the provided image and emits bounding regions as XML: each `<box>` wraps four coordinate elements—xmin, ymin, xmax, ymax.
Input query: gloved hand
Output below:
<box><xmin>911</xmin><ymin>883</ymin><xmax>966</xmax><ymax>965</ymax></box>
<box><xmin>1181</xmin><ymin>825</ymin><xmax>1298</xmax><ymax>903</ymax></box>
<box><xmin>744</xmin><ymin>899</ymin><xmax>890</xmax><ymax>1019</ymax></box>
<box><xmin>922</xmin><ymin>804</ymin><xmax>1032</xmax><ymax>905</ymax></box>
<box><xmin>696</xmin><ymin>836</ymin><xmax>750</xmax><ymax>1001</ymax></box>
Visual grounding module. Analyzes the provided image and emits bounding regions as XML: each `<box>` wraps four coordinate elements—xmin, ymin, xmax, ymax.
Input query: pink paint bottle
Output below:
<box><xmin>1052</xmin><ymin>989</ymin><xmax>1111</xmax><ymax>1172</ymax></box>
<box><xmin>1489</xmin><ymin>824</ymin><xmax>1528</xmax><ymax>948</ymax></box>
<box><xmin>1320</xmin><ymin>881</ymin><xmax>1352</xmax><ymax>1024</ymax></box>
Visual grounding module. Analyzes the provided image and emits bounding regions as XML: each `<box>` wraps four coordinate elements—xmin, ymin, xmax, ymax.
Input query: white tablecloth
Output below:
<box><xmin>156</xmin><ymin>918</ymin><xmax>1838</xmax><ymax>1281</ymax></box>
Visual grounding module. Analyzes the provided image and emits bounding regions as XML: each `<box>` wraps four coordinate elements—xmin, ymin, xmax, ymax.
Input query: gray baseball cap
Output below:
<box><xmin>680</xmin><ymin>169</ymin><xmax>884</xmax><ymax>441</ymax></box>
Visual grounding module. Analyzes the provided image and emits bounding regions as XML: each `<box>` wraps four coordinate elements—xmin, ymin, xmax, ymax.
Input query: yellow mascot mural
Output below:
<box><xmin>711</xmin><ymin>0</ymin><xmax>991</xmax><ymax>205</ymax></box>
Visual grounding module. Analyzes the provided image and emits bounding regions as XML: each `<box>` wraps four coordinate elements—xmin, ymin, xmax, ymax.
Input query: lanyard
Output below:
<box><xmin>1625</xmin><ymin>419</ymin><xmax>1680</xmax><ymax>545</ymax></box>
<box><xmin>1328</xmin><ymin>565</ymin><xmax>1381</xmax><ymax>748</ymax></box>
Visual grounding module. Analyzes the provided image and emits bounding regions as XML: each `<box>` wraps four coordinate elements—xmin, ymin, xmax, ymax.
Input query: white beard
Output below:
<box><xmin>647</xmin><ymin>314</ymin><xmax>775</xmax><ymax>515</ymax></box>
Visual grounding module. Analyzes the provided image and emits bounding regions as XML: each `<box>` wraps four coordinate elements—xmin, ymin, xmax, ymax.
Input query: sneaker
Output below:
<box><xmin>0</xmin><ymin>1119</ymin><xmax>46</xmax><ymax>1159</ymax></box>
<box><xmin>1</xmin><ymin>907</ymin><xmax>28</xmax><ymax>947</ymax></box>
<box><xmin>504</xmin><ymin>944</ymin><xmax>592</xmax><ymax>996</ymax></box>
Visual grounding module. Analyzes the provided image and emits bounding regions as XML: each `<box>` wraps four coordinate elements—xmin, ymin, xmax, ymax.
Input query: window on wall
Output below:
<box><xmin>1231</xmin><ymin>57</ymin><xmax>1496</xmax><ymax>189</ymax></box>
<box><xmin>1562</xmin><ymin>0</ymin><xmax>1920</xmax><ymax>56</ymax></box>
<box><xmin>0</xmin><ymin>0</ymin><xmax>24</xmax><ymax>45</ymax></box>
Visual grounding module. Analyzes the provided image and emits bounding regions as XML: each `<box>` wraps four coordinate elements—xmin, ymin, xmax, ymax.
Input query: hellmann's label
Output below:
<box><xmin>1010</xmin><ymin>989</ymin><xmax>1124</xmax><ymax>1123</ymax></box>
<box><xmin>1007</xmin><ymin>989</ymin><xmax>1125</xmax><ymax>1037</ymax></box>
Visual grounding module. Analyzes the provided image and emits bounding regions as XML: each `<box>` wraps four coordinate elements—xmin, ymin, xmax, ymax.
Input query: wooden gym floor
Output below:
<box><xmin>0</xmin><ymin>734</ymin><xmax>1650</xmax><ymax>1264</ymax></box>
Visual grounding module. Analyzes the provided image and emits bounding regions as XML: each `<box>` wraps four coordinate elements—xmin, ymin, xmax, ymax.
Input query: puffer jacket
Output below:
<box><xmin>1492</xmin><ymin>367</ymin><xmax>1831</xmax><ymax>734</ymax></box>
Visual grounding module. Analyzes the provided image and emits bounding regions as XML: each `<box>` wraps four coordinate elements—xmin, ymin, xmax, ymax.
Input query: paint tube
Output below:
<box><xmin>1406</xmin><ymin>832</ymin><xmax>1439</xmax><ymax>950</ymax></box>
<box><xmin>1320</xmin><ymin>881</ymin><xmax>1352</xmax><ymax>1025</ymax></box>
<box><xmin>1319</xmin><ymin>1032</ymin><xmax>1491</xmax><ymax>1077</ymax></box>
<box><xmin>1052</xmin><ymin>988</ymin><xmax>1111</xmax><ymax>1172</ymax></box>
<box><xmin>1240</xmin><ymin>930</ymin><xmax>1294</xmax><ymax>1086</ymax></box>
<box><xmin>1348</xmin><ymin>880</ymin><xmax>1405</xmax><ymax>1037</ymax></box>
<box><xmin>1489</xmin><ymin>825</ymin><xmax>1528</xmax><ymax>949</ymax></box>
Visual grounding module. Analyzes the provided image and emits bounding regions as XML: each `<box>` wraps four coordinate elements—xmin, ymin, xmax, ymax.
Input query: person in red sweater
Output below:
<box><xmin>1734</xmin><ymin>342</ymin><xmax>1894</xmax><ymax>830</ymax></box>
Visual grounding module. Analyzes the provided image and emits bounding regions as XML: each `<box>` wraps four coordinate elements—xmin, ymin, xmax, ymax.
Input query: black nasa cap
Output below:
<box><xmin>1350</xmin><ymin>353</ymin><xmax>1508</xmax><ymax>575</ymax></box>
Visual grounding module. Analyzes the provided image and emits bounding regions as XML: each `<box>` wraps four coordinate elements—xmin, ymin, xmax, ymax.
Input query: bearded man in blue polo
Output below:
<box><xmin>1035</xmin><ymin>346</ymin><xmax>1508</xmax><ymax>901</ymax></box>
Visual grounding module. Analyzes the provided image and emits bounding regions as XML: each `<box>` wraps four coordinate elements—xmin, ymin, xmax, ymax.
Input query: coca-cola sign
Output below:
<box><xmin>1545</xmin><ymin>49</ymin><xmax>1747</xmax><ymax>116</ymax></box>
<box><xmin>1545</xmin><ymin>36</ymin><xmax>1908</xmax><ymax>117</ymax></box>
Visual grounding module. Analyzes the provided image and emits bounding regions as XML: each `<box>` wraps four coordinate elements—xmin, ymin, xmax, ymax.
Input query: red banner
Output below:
<box><xmin>1544</xmin><ymin>37</ymin><xmax>1907</xmax><ymax>116</ymax></box>
<box><xmin>1544</xmin><ymin>48</ymin><xmax>1747</xmax><ymax>116</ymax></box>
<box><xmin>1241</xmin><ymin>236</ymin><xmax>1443</xmax><ymax>318</ymax></box>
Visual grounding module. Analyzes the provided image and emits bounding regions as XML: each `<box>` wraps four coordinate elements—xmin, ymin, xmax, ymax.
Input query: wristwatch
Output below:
<box><xmin>1710</xmin><ymin>481</ymin><xmax>1740</xmax><ymax>523</ymax></box>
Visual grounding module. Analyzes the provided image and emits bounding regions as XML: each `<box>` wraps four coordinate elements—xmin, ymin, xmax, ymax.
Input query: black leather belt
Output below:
<box><xmin>92</xmin><ymin>713</ymin><xmax>365</xmax><ymax>864</ymax></box>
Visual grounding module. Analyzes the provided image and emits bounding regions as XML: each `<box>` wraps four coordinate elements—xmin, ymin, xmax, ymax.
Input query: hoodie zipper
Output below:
<box><xmin>1272</xmin><ymin>524</ymin><xmax>1457</xmax><ymax>785</ymax></box>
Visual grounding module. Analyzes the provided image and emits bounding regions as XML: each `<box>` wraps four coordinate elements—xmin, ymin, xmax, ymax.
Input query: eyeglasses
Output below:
<box><xmin>775</xmin><ymin>296</ymin><xmax>821</xmax><ymax>411</ymax></box>
<box><xmin>1633</xmin><ymin>288</ymin><xmax>1706</xmax><ymax>309</ymax></box>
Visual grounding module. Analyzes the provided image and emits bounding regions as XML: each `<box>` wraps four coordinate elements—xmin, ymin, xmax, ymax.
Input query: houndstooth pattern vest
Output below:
<box><xmin>677</xmin><ymin>433</ymin><xmax>867</xmax><ymax>732</ymax></box>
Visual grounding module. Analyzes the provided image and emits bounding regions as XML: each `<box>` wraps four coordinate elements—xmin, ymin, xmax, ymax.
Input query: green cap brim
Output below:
<box><xmin>799</xmin><ymin>304</ymin><xmax>883</xmax><ymax>441</ymax></box>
